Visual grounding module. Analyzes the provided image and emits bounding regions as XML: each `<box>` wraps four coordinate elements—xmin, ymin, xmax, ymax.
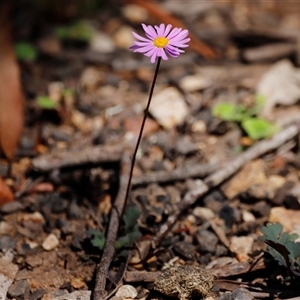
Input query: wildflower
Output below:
<box><xmin>130</xmin><ymin>23</ymin><xmax>190</xmax><ymax>63</ymax></box>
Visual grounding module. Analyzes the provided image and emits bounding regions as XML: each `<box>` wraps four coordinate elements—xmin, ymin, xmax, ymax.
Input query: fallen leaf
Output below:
<box><xmin>0</xmin><ymin>3</ymin><xmax>24</xmax><ymax>160</ymax></box>
<box><xmin>0</xmin><ymin>177</ymin><xmax>14</xmax><ymax>206</ymax></box>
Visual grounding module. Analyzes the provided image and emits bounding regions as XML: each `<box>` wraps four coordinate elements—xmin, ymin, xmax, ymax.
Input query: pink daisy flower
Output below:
<box><xmin>130</xmin><ymin>23</ymin><xmax>190</xmax><ymax>63</ymax></box>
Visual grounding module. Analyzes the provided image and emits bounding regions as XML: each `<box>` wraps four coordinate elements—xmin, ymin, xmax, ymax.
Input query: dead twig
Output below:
<box><xmin>131</xmin><ymin>162</ymin><xmax>218</xmax><ymax>186</ymax></box>
<box><xmin>153</xmin><ymin>124</ymin><xmax>300</xmax><ymax>246</ymax></box>
<box><xmin>32</xmin><ymin>144</ymin><xmax>124</xmax><ymax>171</ymax></box>
<box><xmin>93</xmin><ymin>151</ymin><xmax>131</xmax><ymax>300</ymax></box>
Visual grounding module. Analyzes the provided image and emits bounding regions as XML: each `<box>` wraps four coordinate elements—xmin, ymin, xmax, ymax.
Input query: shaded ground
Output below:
<box><xmin>1</xmin><ymin>1</ymin><xmax>300</xmax><ymax>300</ymax></box>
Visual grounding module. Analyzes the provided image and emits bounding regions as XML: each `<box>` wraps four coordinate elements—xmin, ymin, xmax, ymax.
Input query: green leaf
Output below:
<box><xmin>91</xmin><ymin>236</ymin><xmax>106</xmax><ymax>250</ymax></box>
<box><xmin>123</xmin><ymin>206</ymin><xmax>140</xmax><ymax>232</ymax></box>
<box><xmin>115</xmin><ymin>230</ymin><xmax>142</xmax><ymax>250</ymax></box>
<box><xmin>261</xmin><ymin>222</ymin><xmax>283</xmax><ymax>241</ymax></box>
<box><xmin>15</xmin><ymin>43</ymin><xmax>37</xmax><ymax>62</ymax></box>
<box><xmin>242</xmin><ymin>118</ymin><xmax>278</xmax><ymax>140</ymax></box>
<box><xmin>37</xmin><ymin>96</ymin><xmax>58</xmax><ymax>109</ymax></box>
<box><xmin>55</xmin><ymin>20</ymin><xmax>95</xmax><ymax>42</ymax></box>
<box><xmin>212</xmin><ymin>102</ymin><xmax>247</xmax><ymax>122</ymax></box>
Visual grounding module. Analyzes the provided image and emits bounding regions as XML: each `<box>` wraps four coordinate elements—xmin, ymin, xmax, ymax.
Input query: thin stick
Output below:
<box><xmin>153</xmin><ymin>124</ymin><xmax>300</xmax><ymax>246</ymax></box>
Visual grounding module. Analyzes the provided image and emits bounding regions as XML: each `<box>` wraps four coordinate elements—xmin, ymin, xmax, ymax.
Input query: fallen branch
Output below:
<box><xmin>31</xmin><ymin>144</ymin><xmax>124</xmax><ymax>172</ymax></box>
<box><xmin>93</xmin><ymin>151</ymin><xmax>131</xmax><ymax>300</ymax></box>
<box><xmin>131</xmin><ymin>162</ymin><xmax>218</xmax><ymax>186</ymax></box>
<box><xmin>153</xmin><ymin>124</ymin><xmax>300</xmax><ymax>246</ymax></box>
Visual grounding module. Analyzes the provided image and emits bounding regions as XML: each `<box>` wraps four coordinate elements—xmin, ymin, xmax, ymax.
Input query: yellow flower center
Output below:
<box><xmin>153</xmin><ymin>37</ymin><xmax>169</xmax><ymax>48</ymax></box>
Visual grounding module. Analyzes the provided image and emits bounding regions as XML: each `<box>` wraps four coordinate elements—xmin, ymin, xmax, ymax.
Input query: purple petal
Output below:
<box><xmin>150</xmin><ymin>48</ymin><xmax>159</xmax><ymax>63</ymax></box>
<box><xmin>129</xmin><ymin>45</ymin><xmax>139</xmax><ymax>50</ymax></box>
<box><xmin>132</xmin><ymin>31</ymin><xmax>150</xmax><ymax>42</ymax></box>
<box><xmin>142</xmin><ymin>24</ymin><xmax>157</xmax><ymax>39</ymax></box>
<box><xmin>163</xmin><ymin>24</ymin><xmax>172</xmax><ymax>37</ymax></box>
<box><xmin>155</xmin><ymin>24</ymin><xmax>165</xmax><ymax>36</ymax></box>
<box><xmin>169</xmin><ymin>39</ymin><xmax>190</xmax><ymax>47</ymax></box>
<box><xmin>133</xmin><ymin>41</ymin><xmax>153</xmax><ymax>46</ymax></box>
<box><xmin>158</xmin><ymin>48</ymin><xmax>168</xmax><ymax>60</ymax></box>
<box><xmin>134</xmin><ymin>45</ymin><xmax>155</xmax><ymax>53</ymax></box>
<box><xmin>166</xmin><ymin>47</ymin><xmax>179</xmax><ymax>57</ymax></box>
<box><xmin>169</xmin><ymin>29</ymin><xmax>189</xmax><ymax>41</ymax></box>
<box><xmin>144</xmin><ymin>47</ymin><xmax>157</xmax><ymax>57</ymax></box>
<box><xmin>167</xmin><ymin>27</ymin><xmax>182</xmax><ymax>39</ymax></box>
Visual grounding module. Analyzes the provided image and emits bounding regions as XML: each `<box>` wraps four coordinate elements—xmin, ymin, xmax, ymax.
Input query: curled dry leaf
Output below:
<box><xmin>0</xmin><ymin>3</ymin><xmax>24</xmax><ymax>160</ymax></box>
<box><xmin>0</xmin><ymin>177</ymin><xmax>14</xmax><ymax>206</ymax></box>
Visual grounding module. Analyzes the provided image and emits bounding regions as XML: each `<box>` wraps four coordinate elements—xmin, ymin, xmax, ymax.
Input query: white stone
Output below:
<box><xmin>230</xmin><ymin>236</ymin><xmax>254</xmax><ymax>256</ymax></box>
<box><xmin>179</xmin><ymin>74</ymin><xmax>211</xmax><ymax>92</ymax></box>
<box><xmin>149</xmin><ymin>87</ymin><xmax>188</xmax><ymax>129</ymax></box>
<box><xmin>242</xmin><ymin>210</ymin><xmax>255</xmax><ymax>222</ymax></box>
<box><xmin>42</xmin><ymin>233</ymin><xmax>59</xmax><ymax>251</ymax></box>
<box><xmin>113</xmin><ymin>26</ymin><xmax>135</xmax><ymax>49</ymax></box>
<box><xmin>90</xmin><ymin>32</ymin><xmax>115</xmax><ymax>53</ymax></box>
<box><xmin>193</xmin><ymin>207</ymin><xmax>215</xmax><ymax>221</ymax></box>
<box><xmin>116</xmin><ymin>285</ymin><xmax>138</xmax><ymax>299</ymax></box>
<box><xmin>121</xmin><ymin>4</ymin><xmax>148</xmax><ymax>23</ymax></box>
<box><xmin>54</xmin><ymin>291</ymin><xmax>91</xmax><ymax>300</ymax></box>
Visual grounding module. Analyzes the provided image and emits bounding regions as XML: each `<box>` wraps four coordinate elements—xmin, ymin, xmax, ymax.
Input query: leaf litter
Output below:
<box><xmin>2</xmin><ymin>1</ymin><xmax>300</xmax><ymax>300</ymax></box>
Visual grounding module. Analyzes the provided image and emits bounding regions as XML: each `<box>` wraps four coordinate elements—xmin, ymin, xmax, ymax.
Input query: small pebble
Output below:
<box><xmin>116</xmin><ymin>285</ymin><xmax>137</xmax><ymax>299</ymax></box>
<box><xmin>1</xmin><ymin>201</ymin><xmax>24</xmax><ymax>213</ymax></box>
<box><xmin>0</xmin><ymin>235</ymin><xmax>16</xmax><ymax>250</ymax></box>
<box><xmin>242</xmin><ymin>210</ymin><xmax>256</xmax><ymax>222</ymax></box>
<box><xmin>230</xmin><ymin>236</ymin><xmax>254</xmax><ymax>258</ymax></box>
<box><xmin>42</xmin><ymin>233</ymin><xmax>59</xmax><ymax>251</ymax></box>
<box><xmin>193</xmin><ymin>207</ymin><xmax>215</xmax><ymax>221</ymax></box>
<box><xmin>8</xmin><ymin>279</ymin><xmax>30</xmax><ymax>299</ymax></box>
<box><xmin>196</xmin><ymin>229</ymin><xmax>218</xmax><ymax>253</ymax></box>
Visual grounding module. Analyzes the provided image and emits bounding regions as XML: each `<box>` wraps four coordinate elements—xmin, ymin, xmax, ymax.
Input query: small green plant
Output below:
<box><xmin>88</xmin><ymin>206</ymin><xmax>141</xmax><ymax>254</ymax></box>
<box><xmin>15</xmin><ymin>42</ymin><xmax>37</xmax><ymax>62</ymax></box>
<box><xmin>37</xmin><ymin>96</ymin><xmax>58</xmax><ymax>109</ymax></box>
<box><xmin>261</xmin><ymin>222</ymin><xmax>300</xmax><ymax>279</ymax></box>
<box><xmin>212</xmin><ymin>95</ymin><xmax>278</xmax><ymax>140</ymax></box>
<box><xmin>55</xmin><ymin>20</ymin><xmax>95</xmax><ymax>42</ymax></box>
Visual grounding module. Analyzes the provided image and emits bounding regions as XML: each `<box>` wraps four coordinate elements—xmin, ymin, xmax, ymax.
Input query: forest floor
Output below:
<box><xmin>1</xmin><ymin>1</ymin><xmax>300</xmax><ymax>300</ymax></box>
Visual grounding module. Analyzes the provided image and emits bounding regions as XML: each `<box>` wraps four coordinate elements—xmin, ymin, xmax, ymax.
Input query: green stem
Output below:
<box><xmin>122</xmin><ymin>57</ymin><xmax>161</xmax><ymax>214</ymax></box>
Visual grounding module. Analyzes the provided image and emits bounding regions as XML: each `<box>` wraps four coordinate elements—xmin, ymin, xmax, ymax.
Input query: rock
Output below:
<box><xmin>230</xmin><ymin>236</ymin><xmax>254</xmax><ymax>261</ymax></box>
<box><xmin>252</xmin><ymin>201</ymin><xmax>271</xmax><ymax>217</ymax></box>
<box><xmin>230</xmin><ymin>288</ymin><xmax>254</xmax><ymax>300</ymax></box>
<box><xmin>222</xmin><ymin>159</ymin><xmax>269</xmax><ymax>199</ymax></box>
<box><xmin>0</xmin><ymin>221</ymin><xmax>13</xmax><ymax>235</ymax></box>
<box><xmin>53</xmin><ymin>291</ymin><xmax>91</xmax><ymax>300</ymax></box>
<box><xmin>42</xmin><ymin>290</ymin><xmax>68</xmax><ymax>300</ymax></box>
<box><xmin>0</xmin><ymin>250</ymin><xmax>18</xmax><ymax>300</ymax></box>
<box><xmin>115</xmin><ymin>285</ymin><xmax>137</xmax><ymax>299</ymax></box>
<box><xmin>38</xmin><ymin>36</ymin><xmax>61</xmax><ymax>56</ymax></box>
<box><xmin>7</xmin><ymin>279</ymin><xmax>30</xmax><ymax>299</ymax></box>
<box><xmin>67</xmin><ymin>200</ymin><xmax>83</xmax><ymax>219</ymax></box>
<box><xmin>0</xmin><ymin>201</ymin><xmax>24</xmax><ymax>213</ymax></box>
<box><xmin>42</xmin><ymin>233</ymin><xmax>59</xmax><ymax>251</ymax></box>
<box><xmin>269</xmin><ymin>207</ymin><xmax>300</xmax><ymax>232</ymax></box>
<box><xmin>121</xmin><ymin>4</ymin><xmax>148</xmax><ymax>23</ymax></box>
<box><xmin>149</xmin><ymin>87</ymin><xmax>188</xmax><ymax>130</ymax></box>
<box><xmin>257</xmin><ymin>59</ymin><xmax>300</xmax><ymax>116</ymax></box>
<box><xmin>90</xmin><ymin>32</ymin><xmax>115</xmax><ymax>53</ymax></box>
<box><xmin>196</xmin><ymin>229</ymin><xmax>218</xmax><ymax>253</ymax></box>
<box><xmin>173</xmin><ymin>241</ymin><xmax>196</xmax><ymax>260</ymax></box>
<box><xmin>29</xmin><ymin>288</ymin><xmax>47</xmax><ymax>300</ymax></box>
<box><xmin>113</xmin><ymin>26</ymin><xmax>135</xmax><ymax>49</ymax></box>
<box><xmin>80</xmin><ymin>67</ymin><xmax>104</xmax><ymax>92</ymax></box>
<box><xmin>242</xmin><ymin>210</ymin><xmax>255</xmax><ymax>222</ymax></box>
<box><xmin>19</xmin><ymin>212</ymin><xmax>45</xmax><ymax>224</ymax></box>
<box><xmin>193</xmin><ymin>207</ymin><xmax>215</xmax><ymax>221</ymax></box>
<box><xmin>179</xmin><ymin>74</ymin><xmax>211</xmax><ymax>92</ymax></box>
<box><xmin>0</xmin><ymin>235</ymin><xmax>15</xmax><ymax>250</ymax></box>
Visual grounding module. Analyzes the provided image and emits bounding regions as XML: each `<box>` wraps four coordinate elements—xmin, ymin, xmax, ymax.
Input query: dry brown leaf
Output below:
<box><xmin>0</xmin><ymin>177</ymin><xmax>14</xmax><ymax>206</ymax></box>
<box><xmin>0</xmin><ymin>3</ymin><xmax>24</xmax><ymax>160</ymax></box>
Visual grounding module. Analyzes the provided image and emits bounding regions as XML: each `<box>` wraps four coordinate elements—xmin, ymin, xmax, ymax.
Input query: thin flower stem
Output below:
<box><xmin>122</xmin><ymin>57</ymin><xmax>161</xmax><ymax>215</ymax></box>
